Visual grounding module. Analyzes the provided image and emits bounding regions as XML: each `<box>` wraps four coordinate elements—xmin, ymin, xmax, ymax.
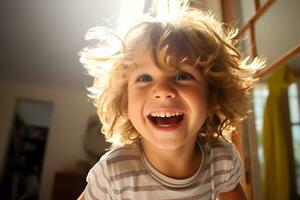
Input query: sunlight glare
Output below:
<box><xmin>117</xmin><ymin>0</ymin><xmax>145</xmax><ymax>37</ymax></box>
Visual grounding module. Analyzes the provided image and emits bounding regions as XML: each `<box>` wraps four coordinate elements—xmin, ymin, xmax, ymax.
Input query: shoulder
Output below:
<box><xmin>91</xmin><ymin>144</ymin><xmax>142</xmax><ymax>182</ymax></box>
<box><xmin>84</xmin><ymin>143</ymin><xmax>143</xmax><ymax>199</ymax></box>
<box><xmin>100</xmin><ymin>143</ymin><xmax>141</xmax><ymax>164</ymax></box>
<box><xmin>204</xmin><ymin>138</ymin><xmax>234</xmax><ymax>153</ymax></box>
<box><xmin>202</xmin><ymin>139</ymin><xmax>244</xmax><ymax>195</ymax></box>
<box><xmin>99</xmin><ymin>143</ymin><xmax>143</xmax><ymax>173</ymax></box>
<box><xmin>203</xmin><ymin>139</ymin><xmax>240</xmax><ymax>165</ymax></box>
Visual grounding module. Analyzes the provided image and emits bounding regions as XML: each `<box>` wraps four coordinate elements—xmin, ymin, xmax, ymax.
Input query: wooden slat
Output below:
<box><xmin>249</xmin><ymin>23</ymin><xmax>257</xmax><ymax>58</ymax></box>
<box><xmin>238</xmin><ymin>0</ymin><xmax>274</xmax><ymax>37</ymax></box>
<box><xmin>221</xmin><ymin>0</ymin><xmax>237</xmax><ymax>24</ymax></box>
<box><xmin>255</xmin><ymin>44</ymin><xmax>300</xmax><ymax>78</ymax></box>
<box><xmin>254</xmin><ymin>0</ymin><xmax>261</xmax><ymax>10</ymax></box>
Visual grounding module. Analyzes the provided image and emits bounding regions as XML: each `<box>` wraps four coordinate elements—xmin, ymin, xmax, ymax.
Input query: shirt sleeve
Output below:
<box><xmin>211</xmin><ymin>142</ymin><xmax>244</xmax><ymax>195</ymax></box>
<box><xmin>84</xmin><ymin>160</ymin><xmax>113</xmax><ymax>200</ymax></box>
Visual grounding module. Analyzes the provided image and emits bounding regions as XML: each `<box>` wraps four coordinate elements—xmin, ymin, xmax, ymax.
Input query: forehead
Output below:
<box><xmin>134</xmin><ymin>50</ymin><xmax>153</xmax><ymax>67</ymax></box>
<box><xmin>132</xmin><ymin>50</ymin><xmax>201</xmax><ymax>76</ymax></box>
<box><xmin>128</xmin><ymin>44</ymin><xmax>192</xmax><ymax>76</ymax></box>
<box><xmin>132</xmin><ymin>49</ymin><xmax>179</xmax><ymax>75</ymax></box>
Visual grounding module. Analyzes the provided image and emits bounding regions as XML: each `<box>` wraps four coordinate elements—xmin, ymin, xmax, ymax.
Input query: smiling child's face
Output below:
<box><xmin>127</xmin><ymin>51</ymin><xmax>209</xmax><ymax>151</ymax></box>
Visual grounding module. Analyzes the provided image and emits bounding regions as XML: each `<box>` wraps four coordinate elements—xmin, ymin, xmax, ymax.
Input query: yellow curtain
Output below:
<box><xmin>262</xmin><ymin>65</ymin><xmax>296</xmax><ymax>199</ymax></box>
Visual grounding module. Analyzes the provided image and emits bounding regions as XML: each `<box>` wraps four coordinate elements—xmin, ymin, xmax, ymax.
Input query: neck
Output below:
<box><xmin>141</xmin><ymin>139</ymin><xmax>202</xmax><ymax>179</ymax></box>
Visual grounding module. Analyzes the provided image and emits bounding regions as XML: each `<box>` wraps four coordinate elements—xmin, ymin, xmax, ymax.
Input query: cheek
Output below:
<box><xmin>186</xmin><ymin>86</ymin><xmax>209</xmax><ymax>115</ymax></box>
<box><xmin>127</xmin><ymin>89</ymin><xmax>143</xmax><ymax>120</ymax></box>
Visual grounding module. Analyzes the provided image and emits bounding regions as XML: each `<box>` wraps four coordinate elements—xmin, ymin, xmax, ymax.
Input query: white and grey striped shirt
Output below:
<box><xmin>84</xmin><ymin>140</ymin><xmax>243</xmax><ymax>200</ymax></box>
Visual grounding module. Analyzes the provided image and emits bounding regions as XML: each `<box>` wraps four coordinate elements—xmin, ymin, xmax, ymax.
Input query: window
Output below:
<box><xmin>288</xmin><ymin>82</ymin><xmax>300</xmax><ymax>196</ymax></box>
<box><xmin>253</xmin><ymin>83</ymin><xmax>269</xmax><ymax>178</ymax></box>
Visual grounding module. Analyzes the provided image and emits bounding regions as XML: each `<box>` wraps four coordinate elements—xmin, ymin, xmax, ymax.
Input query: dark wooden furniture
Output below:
<box><xmin>51</xmin><ymin>171</ymin><xmax>86</xmax><ymax>200</ymax></box>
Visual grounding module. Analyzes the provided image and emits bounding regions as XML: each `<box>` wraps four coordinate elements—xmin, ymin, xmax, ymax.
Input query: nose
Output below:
<box><xmin>153</xmin><ymin>82</ymin><xmax>177</xmax><ymax>99</ymax></box>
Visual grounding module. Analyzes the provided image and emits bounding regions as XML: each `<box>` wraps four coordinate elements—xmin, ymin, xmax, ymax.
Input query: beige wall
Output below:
<box><xmin>0</xmin><ymin>81</ymin><xmax>96</xmax><ymax>200</ymax></box>
<box><xmin>255</xmin><ymin>0</ymin><xmax>300</xmax><ymax>66</ymax></box>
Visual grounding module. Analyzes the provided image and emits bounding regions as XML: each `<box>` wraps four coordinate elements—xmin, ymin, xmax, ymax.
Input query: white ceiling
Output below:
<box><xmin>0</xmin><ymin>0</ymin><xmax>122</xmax><ymax>90</ymax></box>
<box><xmin>0</xmin><ymin>0</ymin><xmax>227</xmax><ymax>92</ymax></box>
<box><xmin>1</xmin><ymin>0</ymin><xmax>299</xmax><ymax>91</ymax></box>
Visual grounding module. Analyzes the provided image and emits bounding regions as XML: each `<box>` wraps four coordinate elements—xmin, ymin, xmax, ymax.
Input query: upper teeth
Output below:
<box><xmin>150</xmin><ymin>112</ymin><xmax>183</xmax><ymax>118</ymax></box>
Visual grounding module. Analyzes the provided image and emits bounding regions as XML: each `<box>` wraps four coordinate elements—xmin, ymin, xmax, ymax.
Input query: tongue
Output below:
<box><xmin>153</xmin><ymin>116</ymin><xmax>182</xmax><ymax>126</ymax></box>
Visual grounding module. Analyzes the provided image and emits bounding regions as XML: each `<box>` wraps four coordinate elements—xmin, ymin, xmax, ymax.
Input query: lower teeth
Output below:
<box><xmin>157</xmin><ymin>124</ymin><xmax>173</xmax><ymax>127</ymax></box>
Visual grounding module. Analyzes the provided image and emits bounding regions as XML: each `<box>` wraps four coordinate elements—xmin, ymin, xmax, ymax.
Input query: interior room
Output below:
<box><xmin>0</xmin><ymin>0</ymin><xmax>299</xmax><ymax>199</ymax></box>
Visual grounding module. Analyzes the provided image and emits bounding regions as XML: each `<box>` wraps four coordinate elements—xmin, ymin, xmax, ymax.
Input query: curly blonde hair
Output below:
<box><xmin>80</xmin><ymin>8</ymin><xmax>264</xmax><ymax>146</ymax></box>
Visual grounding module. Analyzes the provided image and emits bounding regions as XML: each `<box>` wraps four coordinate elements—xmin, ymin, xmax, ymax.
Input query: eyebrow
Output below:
<box><xmin>133</xmin><ymin>60</ymin><xmax>156</xmax><ymax>68</ymax></box>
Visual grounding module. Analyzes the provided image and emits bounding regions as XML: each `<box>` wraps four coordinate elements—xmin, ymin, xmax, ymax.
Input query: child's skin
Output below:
<box><xmin>78</xmin><ymin>50</ymin><xmax>247</xmax><ymax>200</ymax></box>
<box><xmin>127</xmin><ymin>51</ymin><xmax>208</xmax><ymax>179</ymax></box>
<box><xmin>127</xmin><ymin>50</ymin><xmax>247</xmax><ymax>199</ymax></box>
<box><xmin>77</xmin><ymin>5</ymin><xmax>260</xmax><ymax>197</ymax></box>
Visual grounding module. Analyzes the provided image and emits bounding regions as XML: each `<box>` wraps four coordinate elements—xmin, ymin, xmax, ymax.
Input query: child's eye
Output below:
<box><xmin>174</xmin><ymin>72</ymin><xmax>194</xmax><ymax>80</ymax></box>
<box><xmin>136</xmin><ymin>74</ymin><xmax>152</xmax><ymax>82</ymax></box>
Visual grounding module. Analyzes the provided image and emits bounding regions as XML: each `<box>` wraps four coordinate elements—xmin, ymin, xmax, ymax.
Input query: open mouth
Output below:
<box><xmin>147</xmin><ymin>112</ymin><xmax>184</xmax><ymax>129</ymax></box>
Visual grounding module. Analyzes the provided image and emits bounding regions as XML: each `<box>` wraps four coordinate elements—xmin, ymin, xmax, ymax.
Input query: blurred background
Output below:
<box><xmin>0</xmin><ymin>0</ymin><xmax>299</xmax><ymax>200</ymax></box>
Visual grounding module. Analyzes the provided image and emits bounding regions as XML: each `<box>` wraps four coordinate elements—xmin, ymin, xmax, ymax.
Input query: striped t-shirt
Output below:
<box><xmin>84</xmin><ymin>139</ymin><xmax>243</xmax><ymax>200</ymax></box>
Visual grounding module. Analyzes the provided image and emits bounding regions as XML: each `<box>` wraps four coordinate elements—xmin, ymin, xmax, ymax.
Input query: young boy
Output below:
<box><xmin>79</xmin><ymin>7</ymin><xmax>262</xmax><ymax>200</ymax></box>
